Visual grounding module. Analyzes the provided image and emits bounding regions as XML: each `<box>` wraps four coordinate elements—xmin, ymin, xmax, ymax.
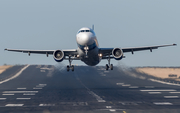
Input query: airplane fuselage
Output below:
<box><xmin>76</xmin><ymin>27</ymin><xmax>100</xmax><ymax>66</ymax></box>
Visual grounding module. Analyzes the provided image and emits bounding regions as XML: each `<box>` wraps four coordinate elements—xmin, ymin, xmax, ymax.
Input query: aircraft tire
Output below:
<box><xmin>67</xmin><ymin>66</ymin><xmax>70</xmax><ymax>71</ymax></box>
<box><xmin>110</xmin><ymin>64</ymin><xmax>113</xmax><ymax>70</ymax></box>
<box><xmin>106</xmin><ymin>64</ymin><xmax>109</xmax><ymax>70</ymax></box>
<box><xmin>72</xmin><ymin>65</ymin><xmax>74</xmax><ymax>71</ymax></box>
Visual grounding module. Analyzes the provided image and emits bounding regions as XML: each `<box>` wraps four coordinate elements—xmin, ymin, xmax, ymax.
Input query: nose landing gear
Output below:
<box><xmin>84</xmin><ymin>46</ymin><xmax>89</xmax><ymax>58</ymax></box>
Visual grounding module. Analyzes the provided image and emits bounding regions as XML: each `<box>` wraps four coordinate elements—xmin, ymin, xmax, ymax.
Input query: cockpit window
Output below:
<box><xmin>77</xmin><ymin>29</ymin><xmax>95</xmax><ymax>35</ymax></box>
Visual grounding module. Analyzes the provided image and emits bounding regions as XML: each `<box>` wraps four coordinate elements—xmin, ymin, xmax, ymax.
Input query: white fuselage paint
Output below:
<box><xmin>76</xmin><ymin>27</ymin><xmax>100</xmax><ymax>66</ymax></box>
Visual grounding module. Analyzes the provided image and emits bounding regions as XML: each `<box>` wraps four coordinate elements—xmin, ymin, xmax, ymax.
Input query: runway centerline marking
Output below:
<box><xmin>140</xmin><ymin>89</ymin><xmax>176</xmax><ymax>92</ymax></box>
<box><xmin>75</xmin><ymin>73</ymin><xmax>106</xmax><ymax>103</ymax></box>
<box><xmin>5</xmin><ymin>104</ymin><xmax>24</xmax><ymax>107</ymax></box>
<box><xmin>88</xmin><ymin>91</ymin><xmax>106</xmax><ymax>102</ymax></box>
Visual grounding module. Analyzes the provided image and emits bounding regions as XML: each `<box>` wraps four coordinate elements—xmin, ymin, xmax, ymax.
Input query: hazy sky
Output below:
<box><xmin>1</xmin><ymin>0</ymin><xmax>179</xmax><ymax>67</ymax></box>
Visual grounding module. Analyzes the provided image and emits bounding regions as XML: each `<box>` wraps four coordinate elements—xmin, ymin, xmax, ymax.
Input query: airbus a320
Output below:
<box><xmin>5</xmin><ymin>27</ymin><xmax>177</xmax><ymax>71</ymax></box>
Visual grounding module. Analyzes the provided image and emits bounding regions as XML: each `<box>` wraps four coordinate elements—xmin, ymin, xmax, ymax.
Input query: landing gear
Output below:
<box><xmin>106</xmin><ymin>64</ymin><xmax>113</xmax><ymax>70</ymax></box>
<box><xmin>106</xmin><ymin>64</ymin><xmax>109</xmax><ymax>70</ymax></box>
<box><xmin>105</xmin><ymin>55</ymin><xmax>113</xmax><ymax>70</ymax></box>
<box><xmin>67</xmin><ymin>65</ymin><xmax>74</xmax><ymax>71</ymax></box>
<box><xmin>67</xmin><ymin>56</ymin><xmax>74</xmax><ymax>72</ymax></box>
<box><xmin>84</xmin><ymin>46</ymin><xmax>89</xmax><ymax>58</ymax></box>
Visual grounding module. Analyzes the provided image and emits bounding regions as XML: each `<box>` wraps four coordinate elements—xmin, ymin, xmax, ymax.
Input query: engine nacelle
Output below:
<box><xmin>112</xmin><ymin>48</ymin><xmax>123</xmax><ymax>60</ymax></box>
<box><xmin>53</xmin><ymin>50</ymin><xmax>64</xmax><ymax>62</ymax></box>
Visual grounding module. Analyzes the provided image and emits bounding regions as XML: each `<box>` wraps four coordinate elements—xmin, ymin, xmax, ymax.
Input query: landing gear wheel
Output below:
<box><xmin>67</xmin><ymin>66</ymin><xmax>70</xmax><ymax>71</ymax></box>
<box><xmin>110</xmin><ymin>64</ymin><xmax>113</xmax><ymax>70</ymax></box>
<box><xmin>67</xmin><ymin>56</ymin><xmax>75</xmax><ymax>72</ymax></box>
<box><xmin>106</xmin><ymin>64</ymin><xmax>109</xmax><ymax>70</ymax></box>
<box><xmin>72</xmin><ymin>65</ymin><xmax>74</xmax><ymax>71</ymax></box>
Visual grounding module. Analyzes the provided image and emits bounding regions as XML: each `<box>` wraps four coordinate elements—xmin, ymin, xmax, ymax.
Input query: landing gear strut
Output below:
<box><xmin>67</xmin><ymin>56</ymin><xmax>74</xmax><ymax>72</ymax></box>
<box><xmin>84</xmin><ymin>46</ymin><xmax>89</xmax><ymax>58</ymax></box>
<box><xmin>106</xmin><ymin>55</ymin><xmax>113</xmax><ymax>70</ymax></box>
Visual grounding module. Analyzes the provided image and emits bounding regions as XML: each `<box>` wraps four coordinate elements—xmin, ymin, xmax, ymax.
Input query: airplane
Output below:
<box><xmin>5</xmin><ymin>27</ymin><xmax>177</xmax><ymax>71</ymax></box>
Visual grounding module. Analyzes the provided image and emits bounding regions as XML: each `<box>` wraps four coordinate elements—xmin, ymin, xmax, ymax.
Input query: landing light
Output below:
<box><xmin>99</xmin><ymin>54</ymin><xmax>102</xmax><ymax>57</ymax></box>
<box><xmin>84</xmin><ymin>46</ymin><xmax>89</xmax><ymax>50</ymax></box>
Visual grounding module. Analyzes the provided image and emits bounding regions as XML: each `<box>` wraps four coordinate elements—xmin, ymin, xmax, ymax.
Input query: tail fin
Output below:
<box><xmin>92</xmin><ymin>24</ymin><xmax>94</xmax><ymax>30</ymax></box>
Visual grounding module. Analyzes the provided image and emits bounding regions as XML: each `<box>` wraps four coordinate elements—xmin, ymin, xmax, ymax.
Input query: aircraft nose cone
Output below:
<box><xmin>77</xmin><ymin>34</ymin><xmax>94</xmax><ymax>46</ymax></box>
<box><xmin>81</xmin><ymin>34</ymin><xmax>91</xmax><ymax>44</ymax></box>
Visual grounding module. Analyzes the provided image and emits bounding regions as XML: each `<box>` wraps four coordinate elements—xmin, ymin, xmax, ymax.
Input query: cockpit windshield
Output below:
<box><xmin>85</xmin><ymin>30</ymin><xmax>90</xmax><ymax>32</ymax></box>
<box><xmin>77</xmin><ymin>30</ymin><xmax>93</xmax><ymax>34</ymax></box>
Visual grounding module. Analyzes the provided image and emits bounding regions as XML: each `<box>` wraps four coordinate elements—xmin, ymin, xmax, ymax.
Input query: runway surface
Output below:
<box><xmin>0</xmin><ymin>65</ymin><xmax>180</xmax><ymax>113</ymax></box>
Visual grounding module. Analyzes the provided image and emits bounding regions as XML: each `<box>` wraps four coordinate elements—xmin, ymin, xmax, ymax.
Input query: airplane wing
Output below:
<box><xmin>4</xmin><ymin>48</ymin><xmax>78</xmax><ymax>57</ymax></box>
<box><xmin>99</xmin><ymin>44</ymin><xmax>177</xmax><ymax>59</ymax></box>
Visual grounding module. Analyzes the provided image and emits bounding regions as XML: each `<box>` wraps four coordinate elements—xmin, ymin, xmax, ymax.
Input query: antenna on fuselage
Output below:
<box><xmin>92</xmin><ymin>24</ymin><xmax>94</xmax><ymax>30</ymax></box>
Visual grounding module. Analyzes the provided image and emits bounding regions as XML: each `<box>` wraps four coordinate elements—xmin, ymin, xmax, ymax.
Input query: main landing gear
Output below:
<box><xmin>67</xmin><ymin>56</ymin><xmax>74</xmax><ymax>72</ymax></box>
<box><xmin>106</xmin><ymin>55</ymin><xmax>113</xmax><ymax>70</ymax></box>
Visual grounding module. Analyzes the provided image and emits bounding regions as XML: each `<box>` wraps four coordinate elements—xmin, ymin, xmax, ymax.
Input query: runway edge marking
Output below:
<box><xmin>0</xmin><ymin>65</ymin><xmax>30</xmax><ymax>84</ymax></box>
<box><xmin>149</xmin><ymin>79</ymin><xmax>180</xmax><ymax>86</ymax></box>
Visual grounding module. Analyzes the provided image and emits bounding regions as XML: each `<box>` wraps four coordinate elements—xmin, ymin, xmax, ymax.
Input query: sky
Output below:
<box><xmin>0</xmin><ymin>0</ymin><xmax>179</xmax><ymax>67</ymax></box>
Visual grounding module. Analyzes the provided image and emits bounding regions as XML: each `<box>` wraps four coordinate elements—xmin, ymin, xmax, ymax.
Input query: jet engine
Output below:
<box><xmin>53</xmin><ymin>50</ymin><xmax>64</xmax><ymax>62</ymax></box>
<box><xmin>112</xmin><ymin>48</ymin><xmax>123</xmax><ymax>60</ymax></box>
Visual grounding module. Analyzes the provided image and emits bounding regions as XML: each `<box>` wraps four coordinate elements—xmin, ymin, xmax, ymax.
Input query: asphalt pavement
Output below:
<box><xmin>0</xmin><ymin>65</ymin><xmax>180</xmax><ymax>113</ymax></box>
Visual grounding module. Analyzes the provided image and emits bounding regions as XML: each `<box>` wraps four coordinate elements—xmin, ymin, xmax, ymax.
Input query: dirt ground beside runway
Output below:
<box><xmin>0</xmin><ymin>65</ymin><xmax>12</xmax><ymax>74</ymax></box>
<box><xmin>136</xmin><ymin>67</ymin><xmax>180</xmax><ymax>80</ymax></box>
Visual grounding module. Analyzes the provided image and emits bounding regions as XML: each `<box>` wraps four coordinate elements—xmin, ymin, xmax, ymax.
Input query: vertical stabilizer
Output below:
<box><xmin>92</xmin><ymin>24</ymin><xmax>94</xmax><ymax>30</ymax></box>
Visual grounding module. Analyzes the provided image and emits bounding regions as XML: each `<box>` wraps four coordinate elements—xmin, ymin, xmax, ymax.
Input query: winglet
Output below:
<box><xmin>4</xmin><ymin>48</ymin><xmax>7</xmax><ymax>51</ymax></box>
<box><xmin>173</xmin><ymin>43</ymin><xmax>177</xmax><ymax>46</ymax></box>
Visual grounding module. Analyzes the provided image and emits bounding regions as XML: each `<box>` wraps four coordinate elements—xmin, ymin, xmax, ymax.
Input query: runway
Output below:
<box><xmin>0</xmin><ymin>65</ymin><xmax>180</xmax><ymax>113</ymax></box>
